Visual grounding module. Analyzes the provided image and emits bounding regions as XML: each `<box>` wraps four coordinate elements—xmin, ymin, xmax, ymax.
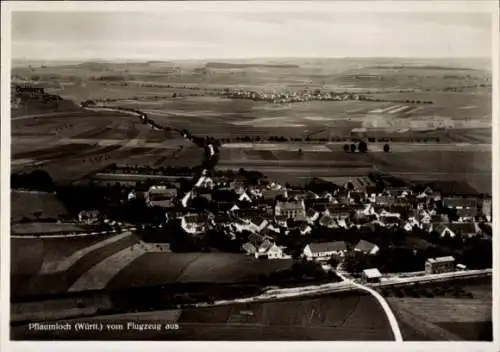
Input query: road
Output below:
<box><xmin>335</xmin><ymin>271</ymin><xmax>403</xmax><ymax>342</ymax></box>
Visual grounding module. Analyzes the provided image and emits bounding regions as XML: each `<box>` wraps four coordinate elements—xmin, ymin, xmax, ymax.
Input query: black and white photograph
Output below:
<box><xmin>2</xmin><ymin>0</ymin><xmax>498</xmax><ymax>347</ymax></box>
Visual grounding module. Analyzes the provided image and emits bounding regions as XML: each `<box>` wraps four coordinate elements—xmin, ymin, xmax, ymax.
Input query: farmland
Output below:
<box><xmin>11</xmin><ymin>58</ymin><xmax>492</xmax><ymax>193</ymax></box>
<box><xmin>12</xmin><ymin>291</ymin><xmax>395</xmax><ymax>341</ymax></box>
<box><xmin>10</xmin><ymin>233</ymin><xmax>296</xmax><ymax>298</ymax></box>
<box><xmin>384</xmin><ymin>278</ymin><xmax>492</xmax><ymax>341</ymax></box>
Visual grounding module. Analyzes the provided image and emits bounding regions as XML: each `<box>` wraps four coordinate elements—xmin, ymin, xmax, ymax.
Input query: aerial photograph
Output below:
<box><xmin>8</xmin><ymin>3</ymin><xmax>494</xmax><ymax>342</ymax></box>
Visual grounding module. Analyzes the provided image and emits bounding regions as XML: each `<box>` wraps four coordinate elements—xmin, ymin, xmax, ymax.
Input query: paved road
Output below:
<box><xmin>335</xmin><ymin>271</ymin><xmax>403</xmax><ymax>342</ymax></box>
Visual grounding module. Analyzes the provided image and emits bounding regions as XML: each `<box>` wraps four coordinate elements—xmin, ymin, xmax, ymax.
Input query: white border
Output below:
<box><xmin>1</xmin><ymin>1</ymin><xmax>499</xmax><ymax>352</ymax></box>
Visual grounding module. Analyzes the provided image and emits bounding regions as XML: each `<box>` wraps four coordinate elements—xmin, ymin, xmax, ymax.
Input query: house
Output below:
<box><xmin>443</xmin><ymin>197</ymin><xmax>478</xmax><ymax>210</ymax></box>
<box><xmin>324</xmin><ymin>205</ymin><xmax>351</xmax><ymax>219</ymax></box>
<box><xmin>361</xmin><ymin>268</ymin><xmax>382</xmax><ymax>283</ymax></box>
<box><xmin>146</xmin><ymin>186</ymin><xmax>178</xmax><ymax>208</ymax></box>
<box><xmin>482</xmin><ymin>198</ymin><xmax>492</xmax><ymax>221</ymax></box>
<box><xmin>354</xmin><ymin>240</ymin><xmax>380</xmax><ymax>255</ymax></box>
<box><xmin>348</xmin><ymin>191</ymin><xmax>366</xmax><ymax>203</ymax></box>
<box><xmin>242</xmin><ymin>242</ymin><xmax>257</xmax><ymax>255</ymax></box>
<box><xmin>287</xmin><ymin>190</ymin><xmax>311</xmax><ymax>201</ymax></box>
<box><xmin>385</xmin><ymin>187</ymin><xmax>411</xmax><ymax>198</ymax></box>
<box><xmin>379</xmin><ymin>215</ymin><xmax>401</xmax><ymax>228</ymax></box>
<box><xmin>457</xmin><ymin>208</ymin><xmax>477</xmax><ymax>222</ymax></box>
<box><xmin>275</xmin><ymin>199</ymin><xmax>306</xmax><ymax>219</ymax></box>
<box><xmin>425</xmin><ymin>180</ymin><xmax>479</xmax><ymax>197</ymax></box>
<box><xmin>237</xmin><ymin>213</ymin><xmax>271</xmax><ymax>233</ymax></box>
<box><xmin>243</xmin><ymin>234</ymin><xmax>286</xmax><ymax>259</ymax></box>
<box><xmin>303</xmin><ymin>241</ymin><xmax>348</xmax><ymax>261</ymax></box>
<box><xmin>433</xmin><ymin>222</ymin><xmax>480</xmax><ymax>238</ymax></box>
<box><xmin>77</xmin><ymin>210</ymin><xmax>101</xmax><ymax>224</ymax></box>
<box><xmin>417</xmin><ymin>209</ymin><xmax>432</xmax><ymax>225</ymax></box>
<box><xmin>274</xmin><ymin>215</ymin><xmax>289</xmax><ymax>228</ymax></box>
<box><xmin>376</xmin><ymin>208</ymin><xmax>402</xmax><ymax>219</ymax></box>
<box><xmin>425</xmin><ymin>256</ymin><xmax>455</xmax><ymax>274</ymax></box>
<box><xmin>448</xmin><ymin>222</ymin><xmax>480</xmax><ymax>238</ymax></box>
<box><xmin>255</xmin><ymin>241</ymin><xmax>287</xmax><ymax>259</ymax></box>
<box><xmin>319</xmin><ymin>214</ymin><xmax>338</xmax><ymax>229</ymax></box>
<box><xmin>238</xmin><ymin>191</ymin><xmax>253</xmax><ymax>203</ymax></box>
<box><xmin>306</xmin><ymin>208</ymin><xmax>320</xmax><ymax>224</ymax></box>
<box><xmin>373</xmin><ymin>195</ymin><xmax>397</xmax><ymax>207</ymax></box>
<box><xmin>195</xmin><ymin>176</ymin><xmax>214</xmax><ymax>189</ymax></box>
<box><xmin>299</xmin><ymin>223</ymin><xmax>312</xmax><ymax>235</ymax></box>
<box><xmin>180</xmin><ymin>213</ymin><xmax>210</xmax><ymax>235</ymax></box>
<box><xmin>261</xmin><ymin>188</ymin><xmax>287</xmax><ymax>201</ymax></box>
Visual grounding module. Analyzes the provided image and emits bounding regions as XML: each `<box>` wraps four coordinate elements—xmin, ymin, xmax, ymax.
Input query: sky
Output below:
<box><xmin>10</xmin><ymin>5</ymin><xmax>494</xmax><ymax>61</ymax></box>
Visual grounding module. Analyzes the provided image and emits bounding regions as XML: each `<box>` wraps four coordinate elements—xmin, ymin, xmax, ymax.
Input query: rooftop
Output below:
<box><xmin>308</xmin><ymin>241</ymin><xmax>347</xmax><ymax>253</ymax></box>
<box><xmin>363</xmin><ymin>268</ymin><xmax>382</xmax><ymax>279</ymax></box>
<box><xmin>276</xmin><ymin>200</ymin><xmax>305</xmax><ymax>210</ymax></box>
<box><xmin>355</xmin><ymin>239</ymin><xmax>378</xmax><ymax>252</ymax></box>
<box><xmin>427</xmin><ymin>256</ymin><xmax>455</xmax><ymax>264</ymax></box>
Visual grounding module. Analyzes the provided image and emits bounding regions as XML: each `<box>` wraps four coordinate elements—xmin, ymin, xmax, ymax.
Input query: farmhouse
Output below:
<box><xmin>443</xmin><ymin>197</ymin><xmax>478</xmax><ymax>210</ymax></box>
<box><xmin>303</xmin><ymin>241</ymin><xmax>348</xmax><ymax>261</ymax></box>
<box><xmin>361</xmin><ymin>268</ymin><xmax>382</xmax><ymax>283</ymax></box>
<box><xmin>306</xmin><ymin>208</ymin><xmax>320</xmax><ymax>224</ymax></box>
<box><xmin>180</xmin><ymin>213</ymin><xmax>210</xmax><ymax>235</ymax></box>
<box><xmin>426</xmin><ymin>180</ymin><xmax>479</xmax><ymax>197</ymax></box>
<box><xmin>354</xmin><ymin>240</ymin><xmax>380</xmax><ymax>255</ymax></box>
<box><xmin>255</xmin><ymin>241</ymin><xmax>286</xmax><ymax>259</ymax></box>
<box><xmin>146</xmin><ymin>186</ymin><xmax>178</xmax><ymax>208</ymax></box>
<box><xmin>433</xmin><ymin>222</ymin><xmax>480</xmax><ymax>238</ymax></box>
<box><xmin>482</xmin><ymin>198</ymin><xmax>492</xmax><ymax>221</ymax></box>
<box><xmin>425</xmin><ymin>256</ymin><xmax>455</xmax><ymax>274</ymax></box>
<box><xmin>77</xmin><ymin>210</ymin><xmax>101</xmax><ymax>224</ymax></box>
<box><xmin>325</xmin><ymin>205</ymin><xmax>351</xmax><ymax>219</ymax></box>
<box><xmin>275</xmin><ymin>200</ymin><xmax>306</xmax><ymax>219</ymax></box>
<box><xmin>457</xmin><ymin>208</ymin><xmax>477</xmax><ymax>222</ymax></box>
<box><xmin>319</xmin><ymin>214</ymin><xmax>338</xmax><ymax>229</ymax></box>
<box><xmin>385</xmin><ymin>187</ymin><xmax>411</xmax><ymax>198</ymax></box>
<box><xmin>348</xmin><ymin>191</ymin><xmax>366</xmax><ymax>203</ymax></box>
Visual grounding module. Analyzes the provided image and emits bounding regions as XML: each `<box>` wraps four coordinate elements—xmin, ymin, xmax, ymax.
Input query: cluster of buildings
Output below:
<box><xmin>125</xmin><ymin>173</ymin><xmax>491</xmax><ymax>272</ymax></box>
<box><xmin>222</xmin><ymin>89</ymin><xmax>363</xmax><ymax>104</ymax></box>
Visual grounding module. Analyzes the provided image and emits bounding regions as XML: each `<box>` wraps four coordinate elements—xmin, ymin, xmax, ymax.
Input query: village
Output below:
<box><xmin>64</xmin><ymin>164</ymin><xmax>494</xmax><ymax>284</ymax></box>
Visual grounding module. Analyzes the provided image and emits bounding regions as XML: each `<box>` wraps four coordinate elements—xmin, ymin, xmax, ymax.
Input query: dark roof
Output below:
<box><xmin>276</xmin><ymin>200</ymin><xmax>304</xmax><ymax>210</ymax></box>
<box><xmin>262</xmin><ymin>189</ymin><xmax>286</xmax><ymax>200</ymax></box>
<box><xmin>308</xmin><ymin>241</ymin><xmax>347</xmax><ymax>253</ymax></box>
<box><xmin>457</xmin><ymin>208</ymin><xmax>478</xmax><ymax>218</ymax></box>
<box><xmin>183</xmin><ymin>213</ymin><xmax>208</xmax><ymax>224</ymax></box>
<box><xmin>443</xmin><ymin>197</ymin><xmax>478</xmax><ymax>209</ymax></box>
<box><xmin>149</xmin><ymin>187</ymin><xmax>178</xmax><ymax>198</ymax></box>
<box><xmin>448</xmin><ymin>222</ymin><xmax>478</xmax><ymax>235</ymax></box>
<box><xmin>319</xmin><ymin>215</ymin><xmax>336</xmax><ymax>227</ymax></box>
<box><xmin>306</xmin><ymin>208</ymin><xmax>318</xmax><ymax>217</ymax></box>
<box><xmin>374</xmin><ymin>195</ymin><xmax>397</xmax><ymax>205</ymax></box>
<box><xmin>355</xmin><ymin>240</ymin><xmax>378</xmax><ymax>252</ymax></box>
<box><xmin>425</xmin><ymin>181</ymin><xmax>479</xmax><ymax>197</ymax></box>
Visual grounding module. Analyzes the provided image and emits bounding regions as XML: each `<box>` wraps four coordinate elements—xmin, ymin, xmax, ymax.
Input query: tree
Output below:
<box><xmin>350</xmin><ymin>144</ymin><xmax>356</xmax><ymax>153</ymax></box>
<box><xmin>383</xmin><ymin>144</ymin><xmax>390</xmax><ymax>152</ymax></box>
<box><xmin>343</xmin><ymin>144</ymin><xmax>350</xmax><ymax>153</ymax></box>
<box><xmin>328</xmin><ymin>256</ymin><xmax>340</xmax><ymax>268</ymax></box>
<box><xmin>358</xmin><ymin>141</ymin><xmax>368</xmax><ymax>153</ymax></box>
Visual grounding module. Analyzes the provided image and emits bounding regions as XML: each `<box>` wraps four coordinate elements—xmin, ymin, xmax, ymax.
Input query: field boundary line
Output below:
<box><xmin>38</xmin><ymin>231</ymin><xmax>133</xmax><ymax>274</ymax></box>
<box><xmin>68</xmin><ymin>242</ymin><xmax>163</xmax><ymax>292</ymax></box>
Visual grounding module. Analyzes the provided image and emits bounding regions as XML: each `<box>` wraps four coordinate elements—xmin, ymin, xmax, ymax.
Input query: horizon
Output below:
<box><xmin>11</xmin><ymin>9</ymin><xmax>493</xmax><ymax>61</ymax></box>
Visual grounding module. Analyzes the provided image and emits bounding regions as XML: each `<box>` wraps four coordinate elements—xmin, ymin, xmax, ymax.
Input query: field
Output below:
<box><xmin>11</xmin><ymin>190</ymin><xmax>69</xmax><ymax>223</ymax></box>
<box><xmin>10</xmin><ymin>58</ymin><xmax>492</xmax><ymax>193</ymax></box>
<box><xmin>12</xmin><ymin>291</ymin><xmax>395</xmax><ymax>340</ymax></box>
<box><xmin>107</xmin><ymin>253</ymin><xmax>293</xmax><ymax>289</ymax></box>
<box><xmin>10</xmin><ymin>234</ymin><xmax>294</xmax><ymax>298</ymax></box>
<box><xmin>386</xmin><ymin>278</ymin><xmax>492</xmax><ymax>341</ymax></box>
